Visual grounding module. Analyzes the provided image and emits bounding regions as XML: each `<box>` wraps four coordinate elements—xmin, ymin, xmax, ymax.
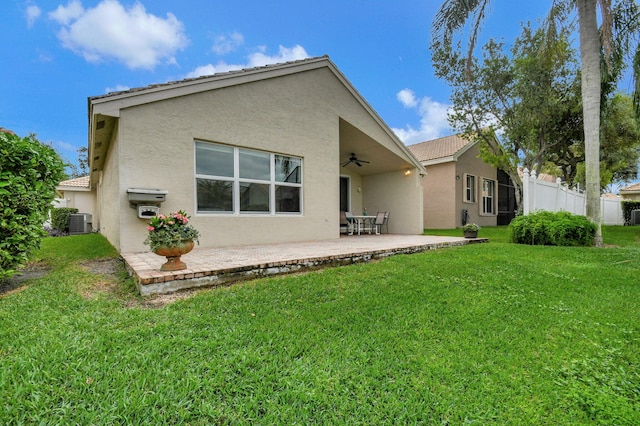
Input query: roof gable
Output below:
<box><xmin>620</xmin><ymin>182</ymin><xmax>640</xmax><ymax>193</ymax></box>
<box><xmin>407</xmin><ymin>134</ymin><xmax>475</xmax><ymax>165</ymax></box>
<box><xmin>57</xmin><ymin>176</ymin><xmax>90</xmax><ymax>189</ymax></box>
<box><xmin>90</xmin><ymin>56</ymin><xmax>332</xmax><ymax>110</ymax></box>
<box><xmin>88</xmin><ymin>55</ymin><xmax>425</xmax><ymax>182</ymax></box>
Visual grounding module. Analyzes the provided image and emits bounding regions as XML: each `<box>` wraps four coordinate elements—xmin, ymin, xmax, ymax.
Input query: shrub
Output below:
<box><xmin>0</xmin><ymin>131</ymin><xmax>65</xmax><ymax>280</ymax></box>
<box><xmin>509</xmin><ymin>211</ymin><xmax>597</xmax><ymax>246</ymax></box>
<box><xmin>50</xmin><ymin>207</ymin><xmax>78</xmax><ymax>233</ymax></box>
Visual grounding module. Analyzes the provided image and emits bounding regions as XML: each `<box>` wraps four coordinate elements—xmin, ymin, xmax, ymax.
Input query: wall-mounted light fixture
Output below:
<box><xmin>404</xmin><ymin>169</ymin><xmax>411</xmax><ymax>176</ymax></box>
<box><xmin>456</xmin><ymin>175</ymin><xmax>461</xmax><ymax>180</ymax></box>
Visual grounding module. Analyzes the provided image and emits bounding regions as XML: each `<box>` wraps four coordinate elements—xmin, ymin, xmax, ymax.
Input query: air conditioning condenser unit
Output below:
<box><xmin>69</xmin><ymin>213</ymin><xmax>92</xmax><ymax>235</ymax></box>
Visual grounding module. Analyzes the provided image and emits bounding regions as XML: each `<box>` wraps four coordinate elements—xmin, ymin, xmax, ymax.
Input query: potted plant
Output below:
<box><xmin>144</xmin><ymin>210</ymin><xmax>200</xmax><ymax>271</ymax></box>
<box><xmin>462</xmin><ymin>223</ymin><xmax>480</xmax><ymax>238</ymax></box>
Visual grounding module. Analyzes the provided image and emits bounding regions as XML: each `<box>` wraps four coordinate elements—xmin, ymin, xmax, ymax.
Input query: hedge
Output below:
<box><xmin>621</xmin><ymin>200</ymin><xmax>640</xmax><ymax>225</ymax></box>
<box><xmin>50</xmin><ymin>207</ymin><xmax>79</xmax><ymax>233</ymax></box>
<box><xmin>509</xmin><ymin>211</ymin><xmax>597</xmax><ymax>246</ymax></box>
<box><xmin>0</xmin><ymin>131</ymin><xmax>65</xmax><ymax>279</ymax></box>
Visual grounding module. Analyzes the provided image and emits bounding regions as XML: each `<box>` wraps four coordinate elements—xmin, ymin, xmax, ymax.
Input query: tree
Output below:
<box><xmin>431</xmin><ymin>0</ymin><xmax>640</xmax><ymax>247</ymax></box>
<box><xmin>67</xmin><ymin>146</ymin><xmax>89</xmax><ymax>179</ymax></box>
<box><xmin>432</xmin><ymin>24</ymin><xmax>581</xmax><ymax>213</ymax></box>
<box><xmin>0</xmin><ymin>130</ymin><xmax>65</xmax><ymax>280</ymax></box>
<box><xmin>555</xmin><ymin>93</ymin><xmax>640</xmax><ymax>188</ymax></box>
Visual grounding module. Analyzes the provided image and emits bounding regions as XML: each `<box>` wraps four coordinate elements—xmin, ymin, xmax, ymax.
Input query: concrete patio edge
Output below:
<box><xmin>121</xmin><ymin>235</ymin><xmax>488</xmax><ymax>295</ymax></box>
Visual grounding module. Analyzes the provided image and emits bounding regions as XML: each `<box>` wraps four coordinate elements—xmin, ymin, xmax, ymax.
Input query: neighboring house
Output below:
<box><xmin>55</xmin><ymin>176</ymin><xmax>96</xmax><ymax>219</ymax></box>
<box><xmin>408</xmin><ymin>134</ymin><xmax>516</xmax><ymax>229</ymax></box>
<box><xmin>87</xmin><ymin>56</ymin><xmax>426</xmax><ymax>253</ymax></box>
<box><xmin>619</xmin><ymin>182</ymin><xmax>640</xmax><ymax>200</ymax></box>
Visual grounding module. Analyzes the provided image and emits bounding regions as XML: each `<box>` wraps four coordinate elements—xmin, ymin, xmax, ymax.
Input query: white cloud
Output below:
<box><xmin>392</xmin><ymin>90</ymin><xmax>452</xmax><ymax>145</ymax></box>
<box><xmin>186</xmin><ymin>44</ymin><xmax>310</xmax><ymax>78</ymax></box>
<box><xmin>54</xmin><ymin>140</ymin><xmax>78</xmax><ymax>153</ymax></box>
<box><xmin>246</xmin><ymin>45</ymin><xmax>309</xmax><ymax>67</ymax></box>
<box><xmin>49</xmin><ymin>0</ymin><xmax>84</xmax><ymax>25</ymax></box>
<box><xmin>105</xmin><ymin>84</ymin><xmax>130</xmax><ymax>93</ymax></box>
<box><xmin>211</xmin><ymin>32</ymin><xmax>244</xmax><ymax>55</ymax></box>
<box><xmin>26</xmin><ymin>5</ymin><xmax>42</xmax><ymax>28</ymax></box>
<box><xmin>49</xmin><ymin>0</ymin><xmax>188</xmax><ymax>70</ymax></box>
<box><xmin>397</xmin><ymin>88</ymin><xmax>418</xmax><ymax>108</ymax></box>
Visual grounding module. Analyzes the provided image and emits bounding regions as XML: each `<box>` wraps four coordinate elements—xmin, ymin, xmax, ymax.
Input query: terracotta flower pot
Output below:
<box><xmin>153</xmin><ymin>240</ymin><xmax>195</xmax><ymax>271</ymax></box>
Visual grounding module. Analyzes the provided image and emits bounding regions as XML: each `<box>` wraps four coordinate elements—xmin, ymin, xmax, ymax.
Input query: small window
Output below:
<box><xmin>464</xmin><ymin>174</ymin><xmax>476</xmax><ymax>203</ymax></box>
<box><xmin>481</xmin><ymin>178</ymin><xmax>496</xmax><ymax>215</ymax></box>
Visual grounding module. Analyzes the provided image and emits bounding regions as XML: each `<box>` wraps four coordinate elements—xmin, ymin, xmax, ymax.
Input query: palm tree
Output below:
<box><xmin>432</xmin><ymin>0</ymin><xmax>640</xmax><ymax>247</ymax></box>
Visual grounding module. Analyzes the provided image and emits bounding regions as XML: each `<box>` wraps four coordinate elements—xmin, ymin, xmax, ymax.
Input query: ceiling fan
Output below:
<box><xmin>341</xmin><ymin>153</ymin><xmax>370</xmax><ymax>167</ymax></box>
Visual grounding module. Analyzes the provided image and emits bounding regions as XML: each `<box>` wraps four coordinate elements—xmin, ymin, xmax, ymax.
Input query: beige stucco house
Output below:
<box><xmin>619</xmin><ymin>182</ymin><xmax>640</xmax><ymax>200</ymax></box>
<box><xmin>409</xmin><ymin>134</ymin><xmax>510</xmax><ymax>229</ymax></box>
<box><xmin>55</xmin><ymin>176</ymin><xmax>96</xmax><ymax>218</ymax></box>
<box><xmin>87</xmin><ymin>56</ymin><xmax>426</xmax><ymax>253</ymax></box>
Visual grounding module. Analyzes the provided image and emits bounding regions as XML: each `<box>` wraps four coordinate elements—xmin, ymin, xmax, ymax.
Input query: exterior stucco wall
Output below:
<box><xmin>621</xmin><ymin>193</ymin><xmax>640</xmax><ymax>201</ymax></box>
<box><xmin>362</xmin><ymin>171</ymin><xmax>423</xmax><ymax>234</ymax></box>
<box><xmin>421</xmin><ymin>162</ymin><xmax>457</xmax><ymax>229</ymax></box>
<box><xmin>59</xmin><ymin>190</ymin><xmax>96</xmax><ymax>221</ymax></box>
<box><xmin>97</xmin><ymin>127</ymin><xmax>122</xmax><ymax>251</ymax></box>
<box><xmin>455</xmin><ymin>145</ymin><xmax>497</xmax><ymax>228</ymax></box>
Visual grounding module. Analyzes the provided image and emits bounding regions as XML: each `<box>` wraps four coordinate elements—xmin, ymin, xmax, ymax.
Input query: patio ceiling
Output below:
<box><xmin>338</xmin><ymin>119</ymin><xmax>414</xmax><ymax>176</ymax></box>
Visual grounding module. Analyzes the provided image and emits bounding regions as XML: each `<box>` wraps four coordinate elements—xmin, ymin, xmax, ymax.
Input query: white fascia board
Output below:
<box><xmin>421</xmin><ymin>156</ymin><xmax>456</xmax><ymax>166</ymax></box>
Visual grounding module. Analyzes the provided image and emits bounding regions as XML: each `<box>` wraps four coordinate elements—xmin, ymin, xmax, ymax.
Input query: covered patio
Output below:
<box><xmin>122</xmin><ymin>234</ymin><xmax>487</xmax><ymax>295</ymax></box>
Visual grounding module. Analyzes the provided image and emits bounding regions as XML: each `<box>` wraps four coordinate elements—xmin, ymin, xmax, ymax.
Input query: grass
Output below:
<box><xmin>1</xmin><ymin>228</ymin><xmax>639</xmax><ymax>424</ymax></box>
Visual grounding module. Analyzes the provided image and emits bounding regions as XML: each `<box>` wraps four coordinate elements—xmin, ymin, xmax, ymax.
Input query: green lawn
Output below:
<box><xmin>1</xmin><ymin>228</ymin><xmax>639</xmax><ymax>424</ymax></box>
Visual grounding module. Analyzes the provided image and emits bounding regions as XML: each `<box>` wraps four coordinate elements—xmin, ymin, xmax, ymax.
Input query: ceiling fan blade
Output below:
<box><xmin>356</xmin><ymin>162</ymin><xmax>362</xmax><ymax>167</ymax></box>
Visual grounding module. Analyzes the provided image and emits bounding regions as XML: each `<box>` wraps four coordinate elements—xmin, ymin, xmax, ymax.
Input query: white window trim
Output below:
<box><xmin>463</xmin><ymin>173</ymin><xmax>476</xmax><ymax>204</ymax></box>
<box><xmin>480</xmin><ymin>177</ymin><xmax>496</xmax><ymax>216</ymax></box>
<box><xmin>195</xmin><ymin>141</ymin><xmax>303</xmax><ymax>216</ymax></box>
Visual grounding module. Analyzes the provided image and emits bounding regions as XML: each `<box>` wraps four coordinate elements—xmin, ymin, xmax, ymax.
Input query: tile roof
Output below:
<box><xmin>620</xmin><ymin>182</ymin><xmax>640</xmax><ymax>192</ymax></box>
<box><xmin>407</xmin><ymin>134</ymin><xmax>474</xmax><ymax>162</ymax></box>
<box><xmin>91</xmin><ymin>55</ymin><xmax>330</xmax><ymax>101</ymax></box>
<box><xmin>58</xmin><ymin>176</ymin><xmax>90</xmax><ymax>189</ymax></box>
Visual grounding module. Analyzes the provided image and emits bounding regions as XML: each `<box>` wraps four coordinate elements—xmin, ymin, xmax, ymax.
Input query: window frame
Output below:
<box><xmin>195</xmin><ymin>141</ymin><xmax>303</xmax><ymax>216</ymax></box>
<box><xmin>463</xmin><ymin>173</ymin><xmax>476</xmax><ymax>203</ymax></box>
<box><xmin>480</xmin><ymin>177</ymin><xmax>496</xmax><ymax>216</ymax></box>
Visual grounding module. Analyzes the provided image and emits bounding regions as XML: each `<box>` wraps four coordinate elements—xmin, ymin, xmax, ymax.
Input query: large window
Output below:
<box><xmin>481</xmin><ymin>178</ymin><xmax>496</xmax><ymax>215</ymax></box>
<box><xmin>195</xmin><ymin>141</ymin><xmax>302</xmax><ymax>215</ymax></box>
<box><xmin>464</xmin><ymin>174</ymin><xmax>476</xmax><ymax>203</ymax></box>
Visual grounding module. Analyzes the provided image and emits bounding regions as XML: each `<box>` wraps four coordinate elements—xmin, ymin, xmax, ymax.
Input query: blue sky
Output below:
<box><xmin>3</xmin><ymin>0</ymin><xmax>554</xmax><ymax>166</ymax></box>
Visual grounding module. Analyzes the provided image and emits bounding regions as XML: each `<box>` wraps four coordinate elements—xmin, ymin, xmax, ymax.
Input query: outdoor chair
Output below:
<box><xmin>374</xmin><ymin>211</ymin><xmax>390</xmax><ymax>234</ymax></box>
<box><xmin>342</xmin><ymin>211</ymin><xmax>356</xmax><ymax>235</ymax></box>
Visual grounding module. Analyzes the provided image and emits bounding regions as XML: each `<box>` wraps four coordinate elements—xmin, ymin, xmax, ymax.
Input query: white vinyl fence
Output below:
<box><xmin>522</xmin><ymin>168</ymin><xmax>624</xmax><ymax>225</ymax></box>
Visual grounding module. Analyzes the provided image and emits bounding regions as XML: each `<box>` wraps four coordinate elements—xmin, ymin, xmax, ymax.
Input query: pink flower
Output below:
<box><xmin>147</xmin><ymin>226</ymin><xmax>155</xmax><ymax>231</ymax></box>
<box><xmin>167</xmin><ymin>221</ymin><xmax>175</xmax><ymax>225</ymax></box>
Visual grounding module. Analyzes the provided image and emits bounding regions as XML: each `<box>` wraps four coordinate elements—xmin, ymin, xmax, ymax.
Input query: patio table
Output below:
<box><xmin>352</xmin><ymin>215</ymin><xmax>377</xmax><ymax>235</ymax></box>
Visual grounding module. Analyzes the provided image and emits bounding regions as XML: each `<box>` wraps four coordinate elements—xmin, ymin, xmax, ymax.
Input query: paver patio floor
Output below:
<box><xmin>122</xmin><ymin>234</ymin><xmax>487</xmax><ymax>295</ymax></box>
